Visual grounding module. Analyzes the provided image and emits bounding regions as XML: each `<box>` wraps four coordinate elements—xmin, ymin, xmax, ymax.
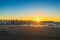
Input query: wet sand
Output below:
<box><xmin>0</xmin><ymin>25</ymin><xmax>60</xmax><ymax>40</ymax></box>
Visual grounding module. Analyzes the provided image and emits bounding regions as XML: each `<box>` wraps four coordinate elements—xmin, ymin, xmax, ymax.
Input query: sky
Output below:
<box><xmin>0</xmin><ymin>0</ymin><xmax>60</xmax><ymax>22</ymax></box>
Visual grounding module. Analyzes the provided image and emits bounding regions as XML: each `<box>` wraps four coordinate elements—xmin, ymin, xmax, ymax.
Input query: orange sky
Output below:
<box><xmin>0</xmin><ymin>16</ymin><xmax>60</xmax><ymax>22</ymax></box>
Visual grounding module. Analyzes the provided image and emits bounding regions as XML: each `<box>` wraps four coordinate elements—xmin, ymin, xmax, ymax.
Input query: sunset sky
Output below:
<box><xmin>0</xmin><ymin>0</ymin><xmax>60</xmax><ymax>22</ymax></box>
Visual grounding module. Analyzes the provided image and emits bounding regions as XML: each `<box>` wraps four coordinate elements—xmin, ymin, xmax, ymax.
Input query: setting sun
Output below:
<box><xmin>36</xmin><ymin>18</ymin><xmax>41</xmax><ymax>22</ymax></box>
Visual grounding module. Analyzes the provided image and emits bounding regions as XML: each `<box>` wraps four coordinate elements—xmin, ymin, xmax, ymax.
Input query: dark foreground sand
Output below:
<box><xmin>0</xmin><ymin>25</ymin><xmax>60</xmax><ymax>40</ymax></box>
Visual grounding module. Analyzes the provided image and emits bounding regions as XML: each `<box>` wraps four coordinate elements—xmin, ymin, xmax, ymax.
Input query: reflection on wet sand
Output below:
<box><xmin>0</xmin><ymin>25</ymin><xmax>60</xmax><ymax>40</ymax></box>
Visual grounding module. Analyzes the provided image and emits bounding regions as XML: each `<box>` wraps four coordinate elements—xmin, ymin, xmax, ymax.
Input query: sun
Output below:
<box><xmin>36</xmin><ymin>18</ymin><xmax>41</xmax><ymax>22</ymax></box>
<box><xmin>36</xmin><ymin>18</ymin><xmax>40</xmax><ymax>22</ymax></box>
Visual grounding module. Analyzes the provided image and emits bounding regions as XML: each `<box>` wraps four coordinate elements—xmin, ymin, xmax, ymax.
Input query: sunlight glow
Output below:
<box><xmin>36</xmin><ymin>18</ymin><xmax>41</xmax><ymax>22</ymax></box>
